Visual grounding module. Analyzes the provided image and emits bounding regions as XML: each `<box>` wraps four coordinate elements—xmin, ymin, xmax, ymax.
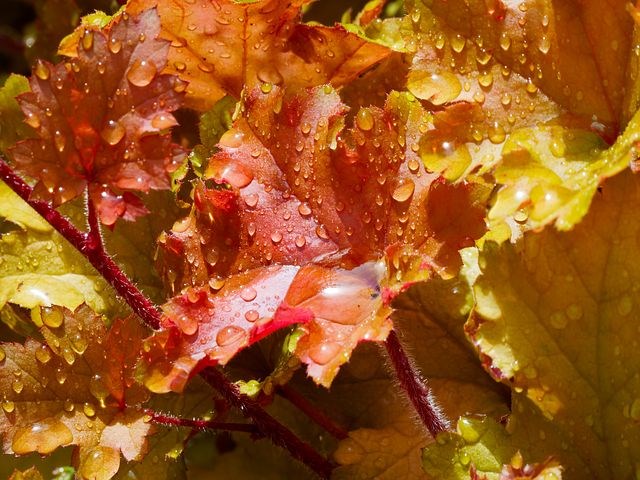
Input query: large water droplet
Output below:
<box><xmin>457</xmin><ymin>418</ymin><xmax>480</xmax><ymax>443</ymax></box>
<box><xmin>101</xmin><ymin>120</ymin><xmax>125</xmax><ymax>146</ymax></box>
<box><xmin>127</xmin><ymin>59</ymin><xmax>157</xmax><ymax>87</ymax></box>
<box><xmin>89</xmin><ymin>374</ymin><xmax>109</xmax><ymax>408</ymax></box>
<box><xmin>240</xmin><ymin>287</ymin><xmax>257</xmax><ymax>302</ymax></box>
<box><xmin>392</xmin><ymin>179</ymin><xmax>415</xmax><ymax>203</ymax></box>
<box><xmin>408</xmin><ymin>71</ymin><xmax>461</xmax><ymax>105</ymax></box>
<box><xmin>41</xmin><ymin>307</ymin><xmax>63</xmax><ymax>328</ymax></box>
<box><xmin>216</xmin><ymin>325</ymin><xmax>245</xmax><ymax>347</ymax></box>
<box><xmin>34</xmin><ymin>60</ymin><xmax>50</xmax><ymax>81</ymax></box>
<box><xmin>12</xmin><ymin>418</ymin><xmax>73</xmax><ymax>454</ymax></box>
<box><xmin>308</xmin><ymin>342</ymin><xmax>340</xmax><ymax>365</ymax></box>
<box><xmin>356</xmin><ymin>109</ymin><xmax>374</xmax><ymax>131</ymax></box>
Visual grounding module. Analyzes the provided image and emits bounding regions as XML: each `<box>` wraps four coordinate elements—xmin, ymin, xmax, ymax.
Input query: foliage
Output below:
<box><xmin>1</xmin><ymin>0</ymin><xmax>640</xmax><ymax>479</ymax></box>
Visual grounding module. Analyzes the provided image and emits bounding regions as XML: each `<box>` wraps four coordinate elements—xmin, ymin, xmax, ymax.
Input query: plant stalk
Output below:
<box><xmin>0</xmin><ymin>157</ymin><xmax>334</xmax><ymax>479</ymax></box>
<box><xmin>384</xmin><ymin>329</ymin><xmax>450</xmax><ymax>437</ymax></box>
<box><xmin>144</xmin><ymin>409</ymin><xmax>261</xmax><ymax>435</ymax></box>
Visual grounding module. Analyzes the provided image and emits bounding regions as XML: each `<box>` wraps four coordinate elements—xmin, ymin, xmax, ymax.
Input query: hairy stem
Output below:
<box><xmin>201</xmin><ymin>368</ymin><xmax>334</xmax><ymax>479</ymax></box>
<box><xmin>278</xmin><ymin>384</ymin><xmax>348</xmax><ymax>440</ymax></box>
<box><xmin>0</xmin><ymin>157</ymin><xmax>335</xmax><ymax>479</ymax></box>
<box><xmin>0</xmin><ymin>159</ymin><xmax>162</xmax><ymax>329</ymax></box>
<box><xmin>384</xmin><ymin>329</ymin><xmax>450</xmax><ymax>437</ymax></box>
<box><xmin>144</xmin><ymin>409</ymin><xmax>261</xmax><ymax>435</ymax></box>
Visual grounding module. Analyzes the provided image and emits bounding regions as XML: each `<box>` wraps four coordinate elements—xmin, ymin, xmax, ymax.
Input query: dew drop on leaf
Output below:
<box><xmin>12</xmin><ymin>418</ymin><xmax>73</xmax><ymax>455</ymax></box>
<box><xmin>2</xmin><ymin>400</ymin><xmax>15</xmax><ymax>413</ymax></box>
<box><xmin>356</xmin><ymin>109</ymin><xmax>374</xmax><ymax>131</ymax></box>
<box><xmin>0</xmin><ymin>346</ymin><xmax>5</xmax><ymax>362</ymax></box>
<box><xmin>392</xmin><ymin>179</ymin><xmax>415</xmax><ymax>203</ymax></box>
<box><xmin>108</xmin><ymin>38</ymin><xmax>122</xmax><ymax>54</ymax></box>
<box><xmin>41</xmin><ymin>307</ymin><xmax>63</xmax><ymax>328</ymax></box>
<box><xmin>12</xmin><ymin>379</ymin><xmax>24</xmax><ymax>394</ymax></box>
<box><xmin>79</xmin><ymin>446</ymin><xmax>120</xmax><ymax>480</ymax></box>
<box><xmin>35</xmin><ymin>345</ymin><xmax>52</xmax><ymax>364</ymax></box>
<box><xmin>83</xmin><ymin>402</ymin><xmax>96</xmax><ymax>418</ymax></box>
<box><xmin>25</xmin><ymin>112</ymin><xmax>41</xmax><ymax>129</ymax></box>
<box><xmin>34</xmin><ymin>60</ymin><xmax>50</xmax><ymax>81</ymax></box>
<box><xmin>244</xmin><ymin>309</ymin><xmax>259</xmax><ymax>322</ymax></box>
<box><xmin>151</xmin><ymin>114</ymin><xmax>175</xmax><ymax>130</ymax></box>
<box><xmin>127</xmin><ymin>59</ymin><xmax>157</xmax><ymax>87</ymax></box>
<box><xmin>308</xmin><ymin>341</ymin><xmax>341</xmax><ymax>365</ymax></box>
<box><xmin>216</xmin><ymin>325</ymin><xmax>245</xmax><ymax>347</ymax></box>
<box><xmin>240</xmin><ymin>287</ymin><xmax>257</xmax><ymax>302</ymax></box>
<box><xmin>81</xmin><ymin>30</ymin><xmax>94</xmax><ymax>51</ymax></box>
<box><xmin>89</xmin><ymin>374</ymin><xmax>109</xmax><ymax>408</ymax></box>
<box><xmin>457</xmin><ymin>418</ymin><xmax>480</xmax><ymax>443</ymax></box>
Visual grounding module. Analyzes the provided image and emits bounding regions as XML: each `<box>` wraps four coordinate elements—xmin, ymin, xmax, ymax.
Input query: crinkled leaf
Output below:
<box><xmin>0</xmin><ymin>305</ymin><xmax>153</xmax><ymax>479</ymax></box>
<box><xmin>0</xmin><ymin>181</ymin><xmax>117</xmax><ymax>318</ymax></box>
<box><xmin>9</xmin><ymin>9</ymin><xmax>185</xmax><ymax>225</ymax></box>
<box><xmin>125</xmin><ymin>0</ymin><xmax>391</xmax><ymax>111</ymax></box>
<box><xmin>423</xmin><ymin>417</ymin><xmax>563</xmax><ymax>480</ymax></box>
<box><xmin>0</xmin><ymin>75</ymin><xmax>33</xmax><ymax>155</ymax></box>
<box><xmin>466</xmin><ymin>170</ymin><xmax>640</xmax><ymax>478</ymax></box>
<box><xmin>146</xmin><ymin>86</ymin><xmax>488</xmax><ymax>390</ymax></box>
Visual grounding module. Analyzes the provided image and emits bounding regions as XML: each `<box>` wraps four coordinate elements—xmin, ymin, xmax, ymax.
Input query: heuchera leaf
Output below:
<box><xmin>0</xmin><ymin>181</ymin><xmax>118</xmax><ymax>318</ymax></box>
<box><xmin>0</xmin><ymin>305</ymin><xmax>153</xmax><ymax>479</ymax></box>
<box><xmin>9</xmin><ymin>9</ymin><xmax>186</xmax><ymax>225</ymax></box>
<box><xmin>141</xmin><ymin>86</ymin><xmax>488</xmax><ymax>392</ymax></box>
<box><xmin>463</xmin><ymin>171</ymin><xmax>640</xmax><ymax>478</ymax></box>
<box><xmin>125</xmin><ymin>0</ymin><xmax>391</xmax><ymax>110</ymax></box>
<box><xmin>333</xmin><ymin>277</ymin><xmax>509</xmax><ymax>479</ymax></box>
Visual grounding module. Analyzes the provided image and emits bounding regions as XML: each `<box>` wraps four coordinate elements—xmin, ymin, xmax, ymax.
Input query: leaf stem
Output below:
<box><xmin>0</xmin><ymin>157</ymin><xmax>335</xmax><ymax>479</ymax></box>
<box><xmin>201</xmin><ymin>367</ymin><xmax>335</xmax><ymax>479</ymax></box>
<box><xmin>144</xmin><ymin>409</ymin><xmax>261</xmax><ymax>435</ymax></box>
<box><xmin>384</xmin><ymin>329</ymin><xmax>450</xmax><ymax>437</ymax></box>
<box><xmin>278</xmin><ymin>384</ymin><xmax>349</xmax><ymax>440</ymax></box>
<box><xmin>0</xmin><ymin>159</ymin><xmax>162</xmax><ymax>329</ymax></box>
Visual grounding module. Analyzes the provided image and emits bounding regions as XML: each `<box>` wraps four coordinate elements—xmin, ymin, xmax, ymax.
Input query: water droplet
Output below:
<box><xmin>197</xmin><ymin>61</ymin><xmax>215</xmax><ymax>73</ymax></box>
<box><xmin>308</xmin><ymin>342</ymin><xmax>340</xmax><ymax>365</ymax></box>
<box><xmin>89</xmin><ymin>374</ymin><xmax>109</xmax><ymax>408</ymax></box>
<box><xmin>216</xmin><ymin>325</ymin><xmax>245</xmax><ymax>347</ymax></box>
<box><xmin>550</xmin><ymin>311</ymin><xmax>568</xmax><ymax>329</ymax></box>
<box><xmin>41</xmin><ymin>307</ymin><xmax>63</xmax><ymax>328</ymax></box>
<box><xmin>25</xmin><ymin>112</ymin><xmax>41</xmax><ymax>129</ymax></box>
<box><xmin>630</xmin><ymin>398</ymin><xmax>640</xmax><ymax>420</ymax></box>
<box><xmin>64</xmin><ymin>399</ymin><xmax>75</xmax><ymax>412</ymax></box>
<box><xmin>101</xmin><ymin>120</ymin><xmax>125</xmax><ymax>146</ymax></box>
<box><xmin>83</xmin><ymin>402</ymin><xmax>96</xmax><ymax>418</ymax></box>
<box><xmin>240</xmin><ymin>287</ymin><xmax>257</xmax><ymax>302</ymax></box>
<box><xmin>79</xmin><ymin>446</ymin><xmax>119</xmax><ymax>480</ymax></box>
<box><xmin>499</xmin><ymin>32</ymin><xmax>511</xmax><ymax>51</ymax></box>
<box><xmin>219</xmin><ymin>129</ymin><xmax>244</xmax><ymax>148</ymax></box>
<box><xmin>12</xmin><ymin>380</ymin><xmax>24</xmax><ymax>394</ymax></box>
<box><xmin>0</xmin><ymin>347</ymin><xmax>4</xmax><ymax>362</ymax></box>
<box><xmin>108</xmin><ymin>38</ymin><xmax>122</xmax><ymax>54</ymax></box>
<box><xmin>356</xmin><ymin>109</ymin><xmax>374</xmax><ymax>131</ymax></box>
<box><xmin>392</xmin><ymin>179</ymin><xmax>415</xmax><ymax>202</ymax></box>
<box><xmin>271</xmin><ymin>231</ymin><xmax>282</xmax><ymax>244</ymax></box>
<box><xmin>457</xmin><ymin>418</ymin><xmax>480</xmax><ymax>443</ymax></box>
<box><xmin>257</xmin><ymin>66</ymin><xmax>283</xmax><ymax>85</ymax></box>
<box><xmin>488</xmin><ymin>123</ymin><xmax>506</xmax><ymax>144</ymax></box>
<box><xmin>209</xmin><ymin>277</ymin><xmax>226</xmax><ymax>291</ymax></box>
<box><xmin>244</xmin><ymin>310</ymin><xmax>259</xmax><ymax>322</ymax></box>
<box><xmin>127</xmin><ymin>59</ymin><xmax>157</xmax><ymax>87</ymax></box>
<box><xmin>2</xmin><ymin>400</ymin><xmax>15</xmax><ymax>413</ymax></box>
<box><xmin>34</xmin><ymin>60</ymin><xmax>50</xmax><ymax>80</ymax></box>
<box><xmin>12</xmin><ymin>418</ymin><xmax>73</xmax><ymax>454</ymax></box>
<box><xmin>295</xmin><ymin>235</ymin><xmax>306</xmax><ymax>248</ymax></box>
<box><xmin>61</xmin><ymin>347</ymin><xmax>75</xmax><ymax>365</ymax></box>
<box><xmin>54</xmin><ymin>130</ymin><xmax>66</xmax><ymax>152</ymax></box>
<box><xmin>298</xmin><ymin>203</ymin><xmax>312</xmax><ymax>217</ymax></box>
<box><xmin>260</xmin><ymin>82</ymin><xmax>273</xmax><ymax>94</ymax></box>
<box><xmin>151</xmin><ymin>114</ymin><xmax>175</xmax><ymax>130</ymax></box>
<box><xmin>35</xmin><ymin>345</ymin><xmax>52</xmax><ymax>364</ymax></box>
<box><xmin>450</xmin><ymin>34</ymin><xmax>465</xmax><ymax>53</ymax></box>
<box><xmin>408</xmin><ymin>71</ymin><xmax>461</xmax><ymax>105</ymax></box>
<box><xmin>538</xmin><ymin>35</ymin><xmax>551</xmax><ymax>54</ymax></box>
<box><xmin>81</xmin><ymin>30</ymin><xmax>94</xmax><ymax>51</ymax></box>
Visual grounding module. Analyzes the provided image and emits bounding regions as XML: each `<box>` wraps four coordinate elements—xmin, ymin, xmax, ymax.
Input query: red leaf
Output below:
<box><xmin>9</xmin><ymin>9</ymin><xmax>186</xmax><ymax>225</ymax></box>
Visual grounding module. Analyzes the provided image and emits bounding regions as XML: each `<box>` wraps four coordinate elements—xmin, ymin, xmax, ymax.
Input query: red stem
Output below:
<box><xmin>144</xmin><ymin>409</ymin><xmax>261</xmax><ymax>435</ymax></box>
<box><xmin>0</xmin><ymin>157</ymin><xmax>334</xmax><ymax>479</ymax></box>
<box><xmin>384</xmin><ymin>329</ymin><xmax>450</xmax><ymax>437</ymax></box>
<box><xmin>0</xmin><ymin>159</ymin><xmax>162</xmax><ymax>329</ymax></box>
<box><xmin>201</xmin><ymin>368</ymin><xmax>334</xmax><ymax>479</ymax></box>
<box><xmin>278</xmin><ymin>384</ymin><xmax>348</xmax><ymax>440</ymax></box>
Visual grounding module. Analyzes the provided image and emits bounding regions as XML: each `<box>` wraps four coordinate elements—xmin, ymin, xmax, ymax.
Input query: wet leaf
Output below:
<box><xmin>125</xmin><ymin>0</ymin><xmax>391</xmax><ymax>111</ymax></box>
<box><xmin>9</xmin><ymin>9</ymin><xmax>186</xmax><ymax>225</ymax></box>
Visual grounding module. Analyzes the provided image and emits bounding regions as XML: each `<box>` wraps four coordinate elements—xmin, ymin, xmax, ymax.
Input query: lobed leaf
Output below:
<box><xmin>9</xmin><ymin>9</ymin><xmax>185</xmax><ymax>225</ymax></box>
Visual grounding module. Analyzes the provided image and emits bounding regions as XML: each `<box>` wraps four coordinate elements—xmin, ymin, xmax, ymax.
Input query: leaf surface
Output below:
<box><xmin>125</xmin><ymin>0</ymin><xmax>391</xmax><ymax>110</ymax></box>
<box><xmin>9</xmin><ymin>9</ymin><xmax>185</xmax><ymax>225</ymax></box>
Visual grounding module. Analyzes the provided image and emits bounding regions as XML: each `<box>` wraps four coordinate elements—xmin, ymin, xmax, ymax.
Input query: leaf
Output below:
<box><xmin>0</xmin><ymin>75</ymin><xmax>33</xmax><ymax>155</ymax></box>
<box><xmin>486</xmin><ymin>108</ymin><xmax>640</xmax><ymax>235</ymax></box>
<box><xmin>144</xmin><ymin>86</ymin><xmax>488</xmax><ymax>391</ymax></box>
<box><xmin>0</xmin><ymin>181</ymin><xmax>118</xmax><ymax>318</ymax></box>
<box><xmin>0</xmin><ymin>305</ymin><xmax>154</xmax><ymax>479</ymax></box>
<box><xmin>422</xmin><ymin>417</ymin><xmax>563</xmax><ymax>480</ymax></box>
<box><xmin>394</xmin><ymin>0</ymin><xmax>634</xmax><ymax>130</ymax></box>
<box><xmin>465</xmin><ymin>170</ymin><xmax>640</xmax><ymax>478</ymax></box>
<box><xmin>125</xmin><ymin>0</ymin><xmax>391</xmax><ymax>110</ymax></box>
<box><xmin>9</xmin><ymin>467</ymin><xmax>44</xmax><ymax>480</ymax></box>
<box><xmin>332</xmin><ymin>276</ymin><xmax>509</xmax><ymax>479</ymax></box>
<box><xmin>9</xmin><ymin>9</ymin><xmax>186</xmax><ymax>225</ymax></box>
